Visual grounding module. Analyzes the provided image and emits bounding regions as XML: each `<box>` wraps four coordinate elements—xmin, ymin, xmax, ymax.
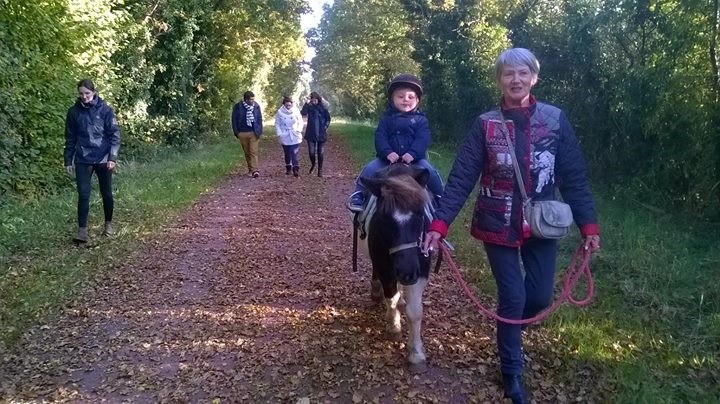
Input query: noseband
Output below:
<box><xmin>387</xmin><ymin>213</ymin><xmax>430</xmax><ymax>257</ymax></box>
<box><xmin>388</xmin><ymin>237</ymin><xmax>427</xmax><ymax>256</ymax></box>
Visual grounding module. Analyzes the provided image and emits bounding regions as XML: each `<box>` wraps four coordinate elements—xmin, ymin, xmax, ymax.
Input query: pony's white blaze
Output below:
<box><xmin>386</xmin><ymin>291</ymin><xmax>402</xmax><ymax>334</ymax></box>
<box><xmin>392</xmin><ymin>210</ymin><xmax>413</xmax><ymax>225</ymax></box>
<box><xmin>403</xmin><ymin>278</ymin><xmax>427</xmax><ymax>364</ymax></box>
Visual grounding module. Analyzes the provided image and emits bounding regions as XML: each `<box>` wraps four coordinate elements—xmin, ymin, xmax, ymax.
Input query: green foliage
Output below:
<box><xmin>313</xmin><ymin>0</ymin><xmax>720</xmax><ymax>216</ymax></box>
<box><xmin>309</xmin><ymin>0</ymin><xmax>420</xmax><ymax>118</ymax></box>
<box><xmin>0</xmin><ymin>0</ymin><xmax>308</xmax><ymax>197</ymax></box>
<box><xmin>0</xmin><ymin>0</ymin><xmax>80</xmax><ymax>196</ymax></box>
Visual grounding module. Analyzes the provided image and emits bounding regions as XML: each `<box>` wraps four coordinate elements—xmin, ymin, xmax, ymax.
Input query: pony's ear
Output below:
<box><xmin>359</xmin><ymin>176</ymin><xmax>384</xmax><ymax>196</ymax></box>
<box><xmin>411</xmin><ymin>167</ymin><xmax>430</xmax><ymax>187</ymax></box>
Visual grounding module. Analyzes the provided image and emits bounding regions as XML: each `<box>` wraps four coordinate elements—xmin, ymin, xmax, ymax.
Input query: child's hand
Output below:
<box><xmin>386</xmin><ymin>152</ymin><xmax>400</xmax><ymax>163</ymax></box>
<box><xmin>401</xmin><ymin>153</ymin><xmax>414</xmax><ymax>164</ymax></box>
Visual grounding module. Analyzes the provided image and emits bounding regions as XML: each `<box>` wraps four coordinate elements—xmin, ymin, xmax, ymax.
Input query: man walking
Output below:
<box><xmin>232</xmin><ymin>91</ymin><xmax>263</xmax><ymax>177</ymax></box>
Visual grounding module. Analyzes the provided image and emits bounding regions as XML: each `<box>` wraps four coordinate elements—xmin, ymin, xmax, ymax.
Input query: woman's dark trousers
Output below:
<box><xmin>282</xmin><ymin>143</ymin><xmax>300</xmax><ymax>171</ymax></box>
<box><xmin>75</xmin><ymin>163</ymin><xmax>114</xmax><ymax>227</ymax></box>
<box><xmin>483</xmin><ymin>239</ymin><xmax>558</xmax><ymax>376</ymax></box>
<box><xmin>307</xmin><ymin>140</ymin><xmax>326</xmax><ymax>175</ymax></box>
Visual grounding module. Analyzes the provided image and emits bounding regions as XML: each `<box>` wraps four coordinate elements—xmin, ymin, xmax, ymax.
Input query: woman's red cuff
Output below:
<box><xmin>580</xmin><ymin>223</ymin><xmax>600</xmax><ymax>237</ymax></box>
<box><xmin>429</xmin><ymin>220</ymin><xmax>449</xmax><ymax>238</ymax></box>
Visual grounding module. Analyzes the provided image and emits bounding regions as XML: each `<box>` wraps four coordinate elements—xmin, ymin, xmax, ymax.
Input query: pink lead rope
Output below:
<box><xmin>440</xmin><ymin>242</ymin><xmax>594</xmax><ymax>325</ymax></box>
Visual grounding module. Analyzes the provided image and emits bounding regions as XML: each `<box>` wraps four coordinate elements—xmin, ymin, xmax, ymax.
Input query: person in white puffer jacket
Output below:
<box><xmin>274</xmin><ymin>96</ymin><xmax>304</xmax><ymax>177</ymax></box>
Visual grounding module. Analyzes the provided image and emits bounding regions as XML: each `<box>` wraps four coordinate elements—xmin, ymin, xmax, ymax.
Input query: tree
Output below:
<box><xmin>310</xmin><ymin>0</ymin><xmax>419</xmax><ymax>119</ymax></box>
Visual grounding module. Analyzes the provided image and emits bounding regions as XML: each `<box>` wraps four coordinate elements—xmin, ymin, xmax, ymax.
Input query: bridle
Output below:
<box><xmin>352</xmin><ymin>199</ymin><xmax>442</xmax><ymax>274</ymax></box>
<box><xmin>388</xmin><ymin>235</ymin><xmax>427</xmax><ymax>256</ymax></box>
<box><xmin>387</xmin><ymin>212</ymin><xmax>430</xmax><ymax>257</ymax></box>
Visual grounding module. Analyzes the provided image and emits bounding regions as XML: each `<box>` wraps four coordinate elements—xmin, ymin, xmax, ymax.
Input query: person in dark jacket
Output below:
<box><xmin>232</xmin><ymin>91</ymin><xmax>263</xmax><ymax>177</ymax></box>
<box><xmin>423</xmin><ymin>48</ymin><xmax>601</xmax><ymax>404</ymax></box>
<box><xmin>300</xmin><ymin>91</ymin><xmax>331</xmax><ymax>177</ymax></box>
<box><xmin>346</xmin><ymin>73</ymin><xmax>444</xmax><ymax>212</ymax></box>
<box><xmin>64</xmin><ymin>78</ymin><xmax>121</xmax><ymax>243</ymax></box>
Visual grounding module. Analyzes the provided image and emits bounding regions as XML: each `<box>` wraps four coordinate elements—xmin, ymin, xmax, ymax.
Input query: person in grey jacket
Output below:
<box><xmin>64</xmin><ymin>78</ymin><xmax>120</xmax><ymax>243</ymax></box>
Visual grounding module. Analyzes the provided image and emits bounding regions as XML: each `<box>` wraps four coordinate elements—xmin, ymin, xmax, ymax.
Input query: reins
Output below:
<box><xmin>439</xmin><ymin>242</ymin><xmax>594</xmax><ymax>325</ymax></box>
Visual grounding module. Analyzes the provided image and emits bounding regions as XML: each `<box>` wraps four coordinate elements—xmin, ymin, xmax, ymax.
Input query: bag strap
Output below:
<box><xmin>496</xmin><ymin>109</ymin><xmax>529</xmax><ymax>203</ymax></box>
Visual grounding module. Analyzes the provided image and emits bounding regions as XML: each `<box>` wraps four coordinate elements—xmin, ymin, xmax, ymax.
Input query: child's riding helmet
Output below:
<box><xmin>387</xmin><ymin>73</ymin><xmax>423</xmax><ymax>99</ymax></box>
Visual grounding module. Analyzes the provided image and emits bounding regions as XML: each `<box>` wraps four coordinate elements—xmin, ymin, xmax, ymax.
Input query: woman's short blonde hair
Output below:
<box><xmin>494</xmin><ymin>48</ymin><xmax>540</xmax><ymax>80</ymax></box>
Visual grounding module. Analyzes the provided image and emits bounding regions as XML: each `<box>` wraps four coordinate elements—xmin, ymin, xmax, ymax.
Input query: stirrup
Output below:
<box><xmin>347</xmin><ymin>191</ymin><xmax>365</xmax><ymax>212</ymax></box>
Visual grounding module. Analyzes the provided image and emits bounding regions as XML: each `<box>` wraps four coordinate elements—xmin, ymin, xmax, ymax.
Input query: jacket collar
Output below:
<box><xmin>500</xmin><ymin>94</ymin><xmax>537</xmax><ymax>113</ymax></box>
<box><xmin>77</xmin><ymin>95</ymin><xmax>100</xmax><ymax>109</ymax></box>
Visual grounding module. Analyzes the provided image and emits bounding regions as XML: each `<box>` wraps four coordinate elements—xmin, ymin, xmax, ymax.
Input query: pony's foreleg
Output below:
<box><xmin>404</xmin><ymin>278</ymin><xmax>428</xmax><ymax>368</ymax></box>
<box><xmin>397</xmin><ymin>285</ymin><xmax>406</xmax><ymax>306</ymax></box>
<box><xmin>370</xmin><ymin>277</ymin><xmax>383</xmax><ymax>303</ymax></box>
<box><xmin>385</xmin><ymin>291</ymin><xmax>402</xmax><ymax>335</ymax></box>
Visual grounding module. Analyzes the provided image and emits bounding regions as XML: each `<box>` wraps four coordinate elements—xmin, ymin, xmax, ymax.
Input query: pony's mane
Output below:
<box><xmin>378</xmin><ymin>174</ymin><xmax>430</xmax><ymax>215</ymax></box>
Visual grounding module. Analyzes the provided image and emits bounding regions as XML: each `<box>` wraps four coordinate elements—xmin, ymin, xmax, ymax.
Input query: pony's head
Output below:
<box><xmin>360</xmin><ymin>164</ymin><xmax>431</xmax><ymax>285</ymax></box>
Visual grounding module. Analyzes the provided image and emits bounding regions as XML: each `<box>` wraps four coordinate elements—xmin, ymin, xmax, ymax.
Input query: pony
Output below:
<box><xmin>356</xmin><ymin>164</ymin><xmax>433</xmax><ymax>372</ymax></box>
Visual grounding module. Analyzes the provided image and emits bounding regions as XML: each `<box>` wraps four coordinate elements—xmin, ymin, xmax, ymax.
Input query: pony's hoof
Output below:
<box><xmin>371</xmin><ymin>293</ymin><xmax>384</xmax><ymax>303</ymax></box>
<box><xmin>408</xmin><ymin>361</ymin><xmax>428</xmax><ymax>374</ymax></box>
<box><xmin>386</xmin><ymin>328</ymin><xmax>402</xmax><ymax>340</ymax></box>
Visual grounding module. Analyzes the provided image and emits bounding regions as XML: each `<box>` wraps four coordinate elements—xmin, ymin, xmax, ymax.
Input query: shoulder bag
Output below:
<box><xmin>497</xmin><ymin>109</ymin><xmax>573</xmax><ymax>239</ymax></box>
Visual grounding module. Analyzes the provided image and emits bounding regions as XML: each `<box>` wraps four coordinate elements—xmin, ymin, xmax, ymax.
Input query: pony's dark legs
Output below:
<box><xmin>369</xmin><ymin>257</ymin><xmax>398</xmax><ymax>299</ymax></box>
<box><xmin>370</xmin><ymin>266</ymin><xmax>384</xmax><ymax>301</ymax></box>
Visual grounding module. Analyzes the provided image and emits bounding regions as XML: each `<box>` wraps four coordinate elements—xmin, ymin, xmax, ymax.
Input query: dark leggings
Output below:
<box><xmin>75</xmin><ymin>163</ymin><xmax>114</xmax><ymax>227</ymax></box>
<box><xmin>307</xmin><ymin>140</ymin><xmax>325</xmax><ymax>169</ymax></box>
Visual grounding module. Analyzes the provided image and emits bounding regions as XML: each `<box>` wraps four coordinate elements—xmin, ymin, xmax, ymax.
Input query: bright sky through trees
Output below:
<box><xmin>301</xmin><ymin>0</ymin><xmax>332</xmax><ymax>61</ymax></box>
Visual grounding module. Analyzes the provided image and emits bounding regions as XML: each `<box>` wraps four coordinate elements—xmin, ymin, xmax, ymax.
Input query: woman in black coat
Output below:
<box><xmin>63</xmin><ymin>78</ymin><xmax>121</xmax><ymax>243</ymax></box>
<box><xmin>300</xmin><ymin>91</ymin><xmax>331</xmax><ymax>177</ymax></box>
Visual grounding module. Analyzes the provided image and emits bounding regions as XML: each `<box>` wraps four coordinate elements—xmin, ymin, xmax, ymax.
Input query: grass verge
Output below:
<box><xmin>334</xmin><ymin>121</ymin><xmax>720</xmax><ymax>402</ymax></box>
<box><xmin>0</xmin><ymin>136</ymin><xmax>242</xmax><ymax>347</ymax></box>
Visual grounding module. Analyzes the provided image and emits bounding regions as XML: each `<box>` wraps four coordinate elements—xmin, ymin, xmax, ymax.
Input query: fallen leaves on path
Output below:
<box><xmin>0</xmin><ymin>140</ymin><xmax>606</xmax><ymax>402</ymax></box>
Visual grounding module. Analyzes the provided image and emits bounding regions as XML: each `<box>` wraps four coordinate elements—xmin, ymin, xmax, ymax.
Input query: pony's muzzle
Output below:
<box><xmin>394</xmin><ymin>256</ymin><xmax>421</xmax><ymax>285</ymax></box>
<box><xmin>399</xmin><ymin>272</ymin><xmax>419</xmax><ymax>285</ymax></box>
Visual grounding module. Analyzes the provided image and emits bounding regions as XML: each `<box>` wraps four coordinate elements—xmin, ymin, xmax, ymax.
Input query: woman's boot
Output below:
<box><xmin>292</xmin><ymin>166</ymin><xmax>299</xmax><ymax>177</ymax></box>
<box><xmin>308</xmin><ymin>157</ymin><xmax>316</xmax><ymax>174</ymax></box>
<box><xmin>285</xmin><ymin>165</ymin><xmax>292</xmax><ymax>175</ymax></box>
<box><xmin>103</xmin><ymin>221</ymin><xmax>114</xmax><ymax>237</ymax></box>
<box><xmin>502</xmin><ymin>373</ymin><xmax>529</xmax><ymax>404</ymax></box>
<box><xmin>74</xmin><ymin>227</ymin><xmax>89</xmax><ymax>243</ymax></box>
